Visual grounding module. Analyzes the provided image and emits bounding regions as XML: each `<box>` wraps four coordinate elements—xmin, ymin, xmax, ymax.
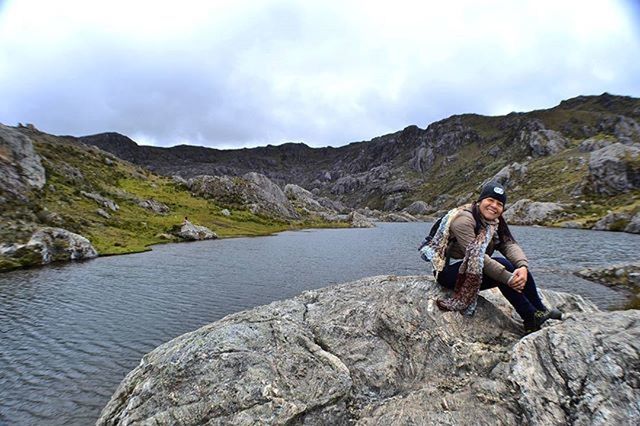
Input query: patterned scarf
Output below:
<box><xmin>420</xmin><ymin>205</ymin><xmax>497</xmax><ymax>315</ymax></box>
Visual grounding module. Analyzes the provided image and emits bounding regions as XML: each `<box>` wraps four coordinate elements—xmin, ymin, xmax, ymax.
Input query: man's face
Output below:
<box><xmin>478</xmin><ymin>197</ymin><xmax>504</xmax><ymax>221</ymax></box>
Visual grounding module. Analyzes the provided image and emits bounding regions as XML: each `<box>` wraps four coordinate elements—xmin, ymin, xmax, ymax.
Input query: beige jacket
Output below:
<box><xmin>448</xmin><ymin>207</ymin><xmax>528</xmax><ymax>285</ymax></box>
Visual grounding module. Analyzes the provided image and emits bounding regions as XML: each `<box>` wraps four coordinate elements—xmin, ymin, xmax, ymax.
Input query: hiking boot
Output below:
<box><xmin>523</xmin><ymin>309</ymin><xmax>561</xmax><ymax>334</ymax></box>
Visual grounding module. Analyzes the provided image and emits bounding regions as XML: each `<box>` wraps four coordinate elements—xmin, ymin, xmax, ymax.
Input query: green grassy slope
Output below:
<box><xmin>0</xmin><ymin>129</ymin><xmax>346</xmax><ymax>271</ymax></box>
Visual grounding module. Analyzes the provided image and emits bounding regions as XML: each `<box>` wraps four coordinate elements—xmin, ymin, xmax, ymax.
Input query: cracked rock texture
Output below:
<box><xmin>98</xmin><ymin>276</ymin><xmax>639</xmax><ymax>425</ymax></box>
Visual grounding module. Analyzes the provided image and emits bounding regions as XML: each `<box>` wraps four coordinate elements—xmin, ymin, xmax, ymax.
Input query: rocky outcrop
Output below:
<box><xmin>98</xmin><ymin>275</ymin><xmax>638</xmax><ymax>425</ymax></box>
<box><xmin>1</xmin><ymin>227</ymin><xmax>98</xmax><ymax>266</ymax></box>
<box><xmin>592</xmin><ymin>211</ymin><xmax>633</xmax><ymax>232</ymax></box>
<box><xmin>502</xmin><ymin>199</ymin><xmax>566</xmax><ymax>225</ymax></box>
<box><xmin>348</xmin><ymin>211</ymin><xmax>375</xmax><ymax>228</ymax></box>
<box><xmin>74</xmin><ymin>94</ymin><xmax>640</xmax><ymax>218</ymax></box>
<box><xmin>81</xmin><ymin>191</ymin><xmax>119</xmax><ymax>212</ymax></box>
<box><xmin>0</xmin><ymin>123</ymin><xmax>46</xmax><ymax>199</ymax></box>
<box><xmin>175</xmin><ymin>221</ymin><xmax>217</xmax><ymax>241</ymax></box>
<box><xmin>588</xmin><ymin>143</ymin><xmax>640</xmax><ymax>195</ymax></box>
<box><xmin>285</xmin><ymin>184</ymin><xmax>333</xmax><ymax>214</ymax></box>
<box><xmin>578</xmin><ymin>136</ymin><xmax>611</xmax><ymax>152</ymax></box>
<box><xmin>187</xmin><ymin>173</ymin><xmax>300</xmax><ymax>220</ymax></box>
<box><xmin>625</xmin><ymin>212</ymin><xmax>640</xmax><ymax>233</ymax></box>
<box><xmin>403</xmin><ymin>200</ymin><xmax>432</xmax><ymax>215</ymax></box>
<box><xmin>575</xmin><ymin>262</ymin><xmax>640</xmax><ymax>293</ymax></box>
<box><xmin>484</xmin><ymin>162</ymin><xmax>528</xmax><ymax>188</ymax></box>
<box><xmin>517</xmin><ymin>120</ymin><xmax>569</xmax><ymax>157</ymax></box>
<box><xmin>137</xmin><ymin>198</ymin><xmax>170</xmax><ymax>214</ymax></box>
<box><xmin>382</xmin><ymin>212</ymin><xmax>419</xmax><ymax>222</ymax></box>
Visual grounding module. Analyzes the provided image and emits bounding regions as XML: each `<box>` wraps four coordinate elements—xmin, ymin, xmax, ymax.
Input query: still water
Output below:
<box><xmin>0</xmin><ymin>223</ymin><xmax>638</xmax><ymax>425</ymax></box>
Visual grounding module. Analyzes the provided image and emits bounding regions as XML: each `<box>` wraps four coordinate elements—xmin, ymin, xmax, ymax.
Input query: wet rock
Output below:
<box><xmin>502</xmin><ymin>199</ymin><xmax>565</xmax><ymax>225</ymax></box>
<box><xmin>588</xmin><ymin>143</ymin><xmax>640</xmax><ymax>195</ymax></box>
<box><xmin>98</xmin><ymin>276</ymin><xmax>636</xmax><ymax>425</ymax></box>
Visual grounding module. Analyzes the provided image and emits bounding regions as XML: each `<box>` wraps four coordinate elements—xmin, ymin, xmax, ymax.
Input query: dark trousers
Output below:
<box><xmin>436</xmin><ymin>257</ymin><xmax>546</xmax><ymax>320</ymax></box>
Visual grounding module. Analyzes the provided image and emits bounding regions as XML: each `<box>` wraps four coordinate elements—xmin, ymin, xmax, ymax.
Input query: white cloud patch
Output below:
<box><xmin>0</xmin><ymin>0</ymin><xmax>638</xmax><ymax>148</ymax></box>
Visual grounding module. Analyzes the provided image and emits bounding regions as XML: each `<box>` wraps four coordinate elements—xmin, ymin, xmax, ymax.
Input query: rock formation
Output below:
<box><xmin>0</xmin><ymin>124</ymin><xmax>46</xmax><ymax>200</ymax></box>
<box><xmin>98</xmin><ymin>275</ymin><xmax>639</xmax><ymax>425</ymax></box>
<box><xmin>1</xmin><ymin>227</ymin><xmax>98</xmax><ymax>266</ymax></box>
<box><xmin>348</xmin><ymin>211</ymin><xmax>375</xmax><ymax>228</ymax></box>
<box><xmin>592</xmin><ymin>211</ymin><xmax>633</xmax><ymax>232</ymax></box>
<box><xmin>502</xmin><ymin>199</ymin><xmax>566</xmax><ymax>225</ymax></box>
<box><xmin>588</xmin><ymin>143</ymin><xmax>640</xmax><ymax>195</ymax></box>
<box><xmin>176</xmin><ymin>221</ymin><xmax>218</xmax><ymax>241</ymax></box>
<box><xmin>76</xmin><ymin>94</ymin><xmax>640</xmax><ymax>222</ymax></box>
<box><xmin>186</xmin><ymin>173</ymin><xmax>300</xmax><ymax>220</ymax></box>
<box><xmin>516</xmin><ymin>119</ymin><xmax>569</xmax><ymax>157</ymax></box>
<box><xmin>403</xmin><ymin>200</ymin><xmax>432</xmax><ymax>216</ymax></box>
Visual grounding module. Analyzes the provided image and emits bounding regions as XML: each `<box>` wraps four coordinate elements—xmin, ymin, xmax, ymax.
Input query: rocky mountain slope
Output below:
<box><xmin>98</xmin><ymin>275</ymin><xmax>640</xmax><ymax>425</ymax></box>
<box><xmin>78</xmin><ymin>93</ymin><xmax>640</xmax><ymax>232</ymax></box>
<box><xmin>0</xmin><ymin>124</ymin><xmax>348</xmax><ymax>272</ymax></box>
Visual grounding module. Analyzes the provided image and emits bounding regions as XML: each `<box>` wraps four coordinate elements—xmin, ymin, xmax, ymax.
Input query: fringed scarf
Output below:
<box><xmin>420</xmin><ymin>204</ymin><xmax>498</xmax><ymax>315</ymax></box>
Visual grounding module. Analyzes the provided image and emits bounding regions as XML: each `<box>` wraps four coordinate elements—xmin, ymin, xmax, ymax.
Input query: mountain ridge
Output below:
<box><xmin>76</xmin><ymin>93</ymin><xmax>640</xmax><ymax>224</ymax></box>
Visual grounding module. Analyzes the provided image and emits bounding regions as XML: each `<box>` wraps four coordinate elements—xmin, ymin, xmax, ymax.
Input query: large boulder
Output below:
<box><xmin>592</xmin><ymin>211</ymin><xmax>632</xmax><ymax>232</ymax></box>
<box><xmin>284</xmin><ymin>184</ymin><xmax>332</xmax><ymax>213</ymax></box>
<box><xmin>176</xmin><ymin>221</ymin><xmax>217</xmax><ymax>241</ymax></box>
<box><xmin>625</xmin><ymin>212</ymin><xmax>640</xmax><ymax>233</ymax></box>
<box><xmin>348</xmin><ymin>211</ymin><xmax>375</xmax><ymax>228</ymax></box>
<box><xmin>588</xmin><ymin>143</ymin><xmax>640</xmax><ymax>195</ymax></box>
<box><xmin>0</xmin><ymin>227</ymin><xmax>98</xmax><ymax>266</ymax></box>
<box><xmin>403</xmin><ymin>200</ymin><xmax>432</xmax><ymax>216</ymax></box>
<box><xmin>187</xmin><ymin>173</ymin><xmax>300</xmax><ymax>220</ymax></box>
<box><xmin>98</xmin><ymin>276</ymin><xmax>639</xmax><ymax>425</ymax></box>
<box><xmin>502</xmin><ymin>199</ymin><xmax>565</xmax><ymax>225</ymax></box>
<box><xmin>0</xmin><ymin>124</ymin><xmax>46</xmax><ymax>199</ymax></box>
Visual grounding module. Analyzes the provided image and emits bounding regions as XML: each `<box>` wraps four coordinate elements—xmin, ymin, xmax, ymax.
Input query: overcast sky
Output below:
<box><xmin>1</xmin><ymin>0</ymin><xmax>639</xmax><ymax>149</ymax></box>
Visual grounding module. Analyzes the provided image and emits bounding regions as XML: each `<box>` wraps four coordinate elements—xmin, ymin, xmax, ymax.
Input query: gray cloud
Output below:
<box><xmin>1</xmin><ymin>0</ymin><xmax>639</xmax><ymax>148</ymax></box>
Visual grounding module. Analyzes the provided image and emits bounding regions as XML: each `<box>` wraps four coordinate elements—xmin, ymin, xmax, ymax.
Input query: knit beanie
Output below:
<box><xmin>478</xmin><ymin>181</ymin><xmax>507</xmax><ymax>204</ymax></box>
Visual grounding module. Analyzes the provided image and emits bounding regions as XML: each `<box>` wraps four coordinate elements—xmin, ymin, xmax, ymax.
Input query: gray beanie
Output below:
<box><xmin>478</xmin><ymin>181</ymin><xmax>507</xmax><ymax>204</ymax></box>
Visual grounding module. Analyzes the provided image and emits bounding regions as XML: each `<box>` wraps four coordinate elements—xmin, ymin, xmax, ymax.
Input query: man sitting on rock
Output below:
<box><xmin>420</xmin><ymin>181</ymin><xmax>561</xmax><ymax>333</ymax></box>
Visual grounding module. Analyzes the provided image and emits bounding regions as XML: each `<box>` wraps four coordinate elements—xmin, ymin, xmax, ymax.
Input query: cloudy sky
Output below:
<box><xmin>1</xmin><ymin>0</ymin><xmax>639</xmax><ymax>149</ymax></box>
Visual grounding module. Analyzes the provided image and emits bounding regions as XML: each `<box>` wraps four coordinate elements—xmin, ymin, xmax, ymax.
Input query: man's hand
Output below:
<box><xmin>509</xmin><ymin>267</ymin><xmax>528</xmax><ymax>292</ymax></box>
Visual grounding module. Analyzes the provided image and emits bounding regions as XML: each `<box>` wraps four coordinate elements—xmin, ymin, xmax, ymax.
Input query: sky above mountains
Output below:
<box><xmin>1</xmin><ymin>0</ymin><xmax>639</xmax><ymax>149</ymax></box>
